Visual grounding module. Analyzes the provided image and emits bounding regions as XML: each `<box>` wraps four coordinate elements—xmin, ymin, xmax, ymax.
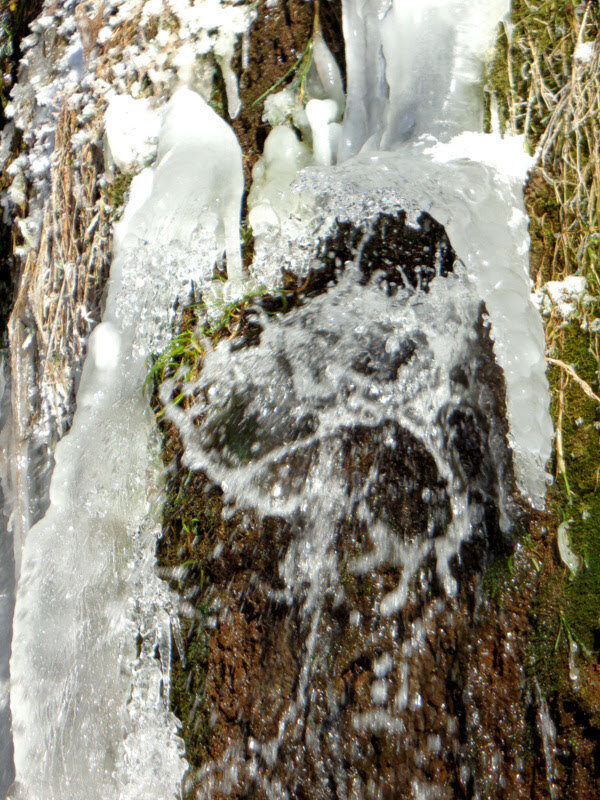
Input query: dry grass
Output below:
<box><xmin>489</xmin><ymin>0</ymin><xmax>600</xmax><ymax>288</ymax></box>
<box><xmin>6</xmin><ymin>0</ymin><xmax>168</xmax><ymax>451</ymax></box>
<box><xmin>75</xmin><ymin>0</ymin><xmax>105</xmax><ymax>60</ymax></box>
<box><xmin>8</xmin><ymin>105</ymin><xmax>110</xmax><ymax>441</ymax></box>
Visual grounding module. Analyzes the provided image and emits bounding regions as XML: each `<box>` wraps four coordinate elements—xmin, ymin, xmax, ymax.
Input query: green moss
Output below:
<box><xmin>528</xmin><ymin>318</ymin><xmax>600</xmax><ymax>709</ymax></box>
<box><xmin>157</xmin><ymin>470</ymin><xmax>227</xmax><ymax>768</ymax></box>
<box><xmin>103</xmin><ymin>171</ymin><xmax>135</xmax><ymax>217</ymax></box>
<box><xmin>485</xmin><ymin>0</ymin><xmax>577</xmax><ymax>145</ymax></box>
<box><xmin>527</xmin><ymin>568</ymin><xmax>565</xmax><ymax>696</ymax></box>
<box><xmin>482</xmin><ymin>552</ymin><xmax>513</xmax><ymax>605</ymax></box>
<box><xmin>170</xmin><ymin>608</ymin><xmax>213</xmax><ymax>765</ymax></box>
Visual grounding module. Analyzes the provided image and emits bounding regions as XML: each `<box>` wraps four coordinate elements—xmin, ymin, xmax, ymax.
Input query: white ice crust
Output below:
<box><xmin>104</xmin><ymin>95</ymin><xmax>162</xmax><ymax>171</ymax></box>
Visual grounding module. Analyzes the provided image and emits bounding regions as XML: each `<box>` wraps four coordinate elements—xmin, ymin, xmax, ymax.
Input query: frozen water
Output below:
<box><xmin>307</xmin><ymin>27</ymin><xmax>346</xmax><ymax>113</ymax></box>
<box><xmin>247</xmin><ymin>126</ymin><xmax>312</xmax><ymax>235</ymax></box>
<box><xmin>153</xmin><ymin>87</ymin><xmax>244</xmax><ymax>282</ymax></box>
<box><xmin>0</xmin><ymin>354</ymin><xmax>15</xmax><ymax>797</ymax></box>
<box><xmin>104</xmin><ymin>95</ymin><xmax>162</xmax><ymax>171</ymax></box>
<box><xmin>9</xmin><ymin>81</ymin><xmax>238</xmax><ymax>800</ymax></box>
<box><xmin>339</xmin><ymin>0</ymin><xmax>510</xmax><ymax>158</ymax></box>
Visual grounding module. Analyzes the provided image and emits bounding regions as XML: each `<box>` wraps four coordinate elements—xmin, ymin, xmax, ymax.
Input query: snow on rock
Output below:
<box><xmin>533</xmin><ymin>276</ymin><xmax>588</xmax><ymax>319</ymax></box>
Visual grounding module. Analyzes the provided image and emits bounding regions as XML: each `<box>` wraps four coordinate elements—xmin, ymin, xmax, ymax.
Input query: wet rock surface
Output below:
<box><xmin>154</xmin><ymin>208</ymin><xmax>580</xmax><ymax>799</ymax></box>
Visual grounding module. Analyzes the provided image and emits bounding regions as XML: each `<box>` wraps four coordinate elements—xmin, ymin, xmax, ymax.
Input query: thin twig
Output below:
<box><xmin>547</xmin><ymin>357</ymin><xmax>600</xmax><ymax>404</ymax></box>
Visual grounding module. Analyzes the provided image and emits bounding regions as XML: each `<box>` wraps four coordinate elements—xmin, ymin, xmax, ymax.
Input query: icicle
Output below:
<box><xmin>308</xmin><ymin>27</ymin><xmax>345</xmax><ymax>114</ymax></box>
<box><xmin>306</xmin><ymin>99</ymin><xmax>339</xmax><ymax>166</ymax></box>
<box><xmin>215</xmin><ymin>32</ymin><xmax>242</xmax><ymax>119</ymax></box>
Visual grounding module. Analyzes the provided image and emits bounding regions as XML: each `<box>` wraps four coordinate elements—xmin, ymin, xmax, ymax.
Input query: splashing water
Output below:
<box><xmin>161</xmin><ymin>0</ymin><xmax>552</xmax><ymax>795</ymax></box>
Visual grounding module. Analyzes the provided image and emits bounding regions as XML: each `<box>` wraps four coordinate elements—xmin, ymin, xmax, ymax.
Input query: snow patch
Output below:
<box><xmin>533</xmin><ymin>276</ymin><xmax>587</xmax><ymax>320</ymax></box>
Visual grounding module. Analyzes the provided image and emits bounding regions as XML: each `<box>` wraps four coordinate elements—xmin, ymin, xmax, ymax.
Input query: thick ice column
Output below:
<box><xmin>154</xmin><ymin>87</ymin><xmax>244</xmax><ymax>282</ymax></box>
<box><xmin>339</xmin><ymin>0</ymin><xmax>511</xmax><ymax>157</ymax></box>
<box><xmin>339</xmin><ymin>0</ymin><xmax>390</xmax><ymax>160</ymax></box>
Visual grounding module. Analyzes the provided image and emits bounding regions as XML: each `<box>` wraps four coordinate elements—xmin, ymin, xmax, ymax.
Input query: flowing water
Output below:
<box><xmin>3</xmin><ymin>0</ymin><xmax>554</xmax><ymax>798</ymax></box>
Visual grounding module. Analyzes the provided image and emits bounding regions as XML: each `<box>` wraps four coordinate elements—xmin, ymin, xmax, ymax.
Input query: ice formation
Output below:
<box><xmin>163</xmin><ymin>0</ymin><xmax>256</xmax><ymax>118</ymax></box>
<box><xmin>307</xmin><ymin>27</ymin><xmax>346</xmax><ymax>113</ymax></box>
<box><xmin>306</xmin><ymin>99</ymin><xmax>341</xmax><ymax>166</ymax></box>
<box><xmin>247</xmin><ymin>126</ymin><xmax>312</xmax><ymax>236</ymax></box>
<box><xmin>9</xmin><ymin>64</ymin><xmax>243</xmax><ymax>800</ymax></box>
<box><xmin>339</xmin><ymin>0</ymin><xmax>510</xmax><ymax>157</ymax></box>
<box><xmin>246</xmin><ymin>20</ymin><xmax>346</xmax><ymax>229</ymax></box>
<box><xmin>153</xmin><ymin>87</ymin><xmax>244</xmax><ymax>281</ymax></box>
<box><xmin>248</xmin><ymin>0</ymin><xmax>552</xmax><ymax>504</ymax></box>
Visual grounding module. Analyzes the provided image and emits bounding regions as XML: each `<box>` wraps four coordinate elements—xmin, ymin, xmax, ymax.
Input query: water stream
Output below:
<box><xmin>3</xmin><ymin>0</ymin><xmax>554</xmax><ymax>798</ymax></box>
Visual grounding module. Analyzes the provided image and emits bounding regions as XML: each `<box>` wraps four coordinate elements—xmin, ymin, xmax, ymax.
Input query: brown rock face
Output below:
<box><xmin>157</xmin><ymin>208</ymin><xmax>587</xmax><ymax>799</ymax></box>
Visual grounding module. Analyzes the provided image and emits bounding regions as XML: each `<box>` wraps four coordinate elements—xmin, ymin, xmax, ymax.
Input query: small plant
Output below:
<box><xmin>198</xmin><ymin>285</ymin><xmax>270</xmax><ymax>340</ymax></box>
<box><xmin>103</xmin><ymin>170</ymin><xmax>135</xmax><ymax>217</ymax></box>
<box><xmin>251</xmin><ymin>36</ymin><xmax>314</xmax><ymax>109</ymax></box>
<box><xmin>145</xmin><ymin>285</ymin><xmax>289</xmax><ymax>412</ymax></box>
<box><xmin>144</xmin><ymin>327</ymin><xmax>205</xmax><ymax>400</ymax></box>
